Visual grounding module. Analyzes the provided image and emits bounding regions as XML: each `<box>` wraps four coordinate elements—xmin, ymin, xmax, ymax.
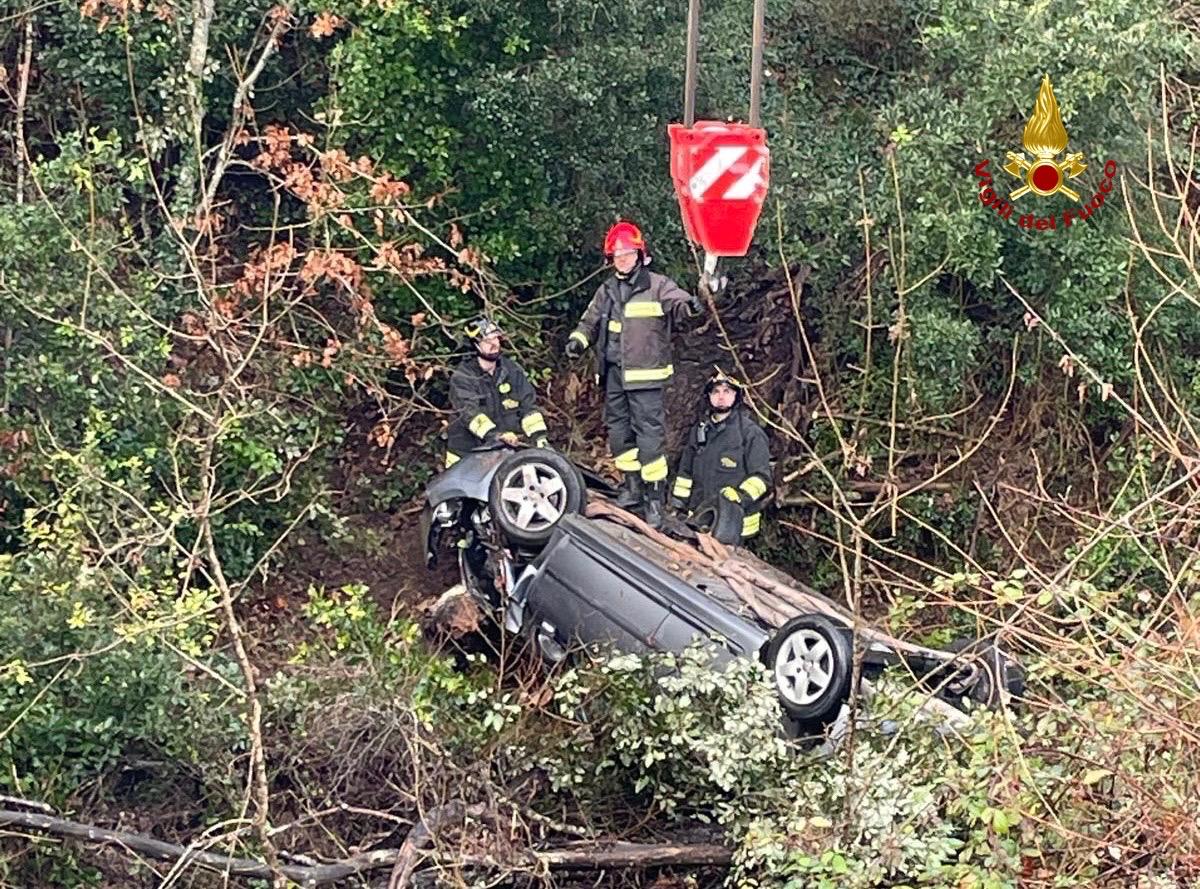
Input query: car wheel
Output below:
<box><xmin>487</xmin><ymin>449</ymin><xmax>585</xmax><ymax>548</ymax></box>
<box><xmin>688</xmin><ymin>496</ymin><xmax>744</xmax><ymax>546</ymax></box>
<box><xmin>940</xmin><ymin>638</ymin><xmax>1025</xmax><ymax>708</ymax></box>
<box><xmin>764</xmin><ymin>614</ymin><xmax>853</xmax><ymax>725</ymax></box>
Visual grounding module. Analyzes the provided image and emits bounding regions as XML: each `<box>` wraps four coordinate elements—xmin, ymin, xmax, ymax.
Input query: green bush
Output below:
<box><xmin>0</xmin><ymin>507</ymin><xmax>241</xmax><ymax>806</ymax></box>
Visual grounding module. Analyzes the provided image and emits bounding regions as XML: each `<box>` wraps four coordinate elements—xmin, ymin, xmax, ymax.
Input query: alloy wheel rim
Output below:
<box><xmin>774</xmin><ymin>628</ymin><xmax>835</xmax><ymax>706</ymax></box>
<box><xmin>499</xmin><ymin>462</ymin><xmax>567</xmax><ymax>531</ymax></box>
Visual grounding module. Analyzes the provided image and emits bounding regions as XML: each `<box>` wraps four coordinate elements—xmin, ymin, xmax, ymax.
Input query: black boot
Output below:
<box><xmin>643</xmin><ymin>480</ymin><xmax>665</xmax><ymax>529</ymax></box>
<box><xmin>615</xmin><ymin>473</ymin><xmax>642</xmax><ymax>510</ymax></box>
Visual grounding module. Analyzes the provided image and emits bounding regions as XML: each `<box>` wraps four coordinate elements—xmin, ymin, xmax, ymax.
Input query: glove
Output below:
<box><xmin>720</xmin><ymin>486</ymin><xmax>742</xmax><ymax>503</ymax></box>
<box><xmin>687</xmin><ymin>293</ymin><xmax>704</xmax><ymax>316</ymax></box>
<box><xmin>564</xmin><ymin>337</ymin><xmax>585</xmax><ymax>360</ymax></box>
<box><xmin>699</xmin><ymin>272</ymin><xmax>727</xmax><ymax>297</ymax></box>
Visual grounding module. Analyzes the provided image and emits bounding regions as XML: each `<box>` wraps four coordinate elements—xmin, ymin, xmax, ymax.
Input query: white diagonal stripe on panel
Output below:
<box><xmin>722</xmin><ymin>153</ymin><xmax>766</xmax><ymax>200</ymax></box>
<box><xmin>688</xmin><ymin>146</ymin><xmax>748</xmax><ymax>199</ymax></box>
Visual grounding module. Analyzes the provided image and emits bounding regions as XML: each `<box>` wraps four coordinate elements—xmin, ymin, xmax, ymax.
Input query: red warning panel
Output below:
<box><xmin>668</xmin><ymin>122</ymin><xmax>769</xmax><ymax>257</ymax></box>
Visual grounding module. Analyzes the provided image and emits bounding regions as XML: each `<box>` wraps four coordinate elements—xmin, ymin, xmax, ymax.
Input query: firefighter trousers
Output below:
<box><xmin>603</xmin><ymin>368</ymin><xmax>668</xmax><ymax>483</ymax></box>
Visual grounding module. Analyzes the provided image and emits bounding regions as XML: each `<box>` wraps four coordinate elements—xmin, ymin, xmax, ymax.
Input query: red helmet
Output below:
<box><xmin>603</xmin><ymin>221</ymin><xmax>646</xmax><ymax>258</ymax></box>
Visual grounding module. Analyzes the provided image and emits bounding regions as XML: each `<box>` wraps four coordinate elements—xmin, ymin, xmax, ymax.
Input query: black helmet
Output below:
<box><xmin>464</xmin><ymin>316</ymin><xmax>503</xmax><ymax>343</ymax></box>
<box><xmin>704</xmin><ymin>366</ymin><xmax>744</xmax><ymax>405</ymax></box>
<box><xmin>464</xmin><ymin>316</ymin><xmax>504</xmax><ymax>359</ymax></box>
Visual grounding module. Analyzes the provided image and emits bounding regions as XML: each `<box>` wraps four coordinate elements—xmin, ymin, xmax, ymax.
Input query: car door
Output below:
<box><xmin>522</xmin><ymin>522</ymin><xmax>675</xmax><ymax>656</ymax></box>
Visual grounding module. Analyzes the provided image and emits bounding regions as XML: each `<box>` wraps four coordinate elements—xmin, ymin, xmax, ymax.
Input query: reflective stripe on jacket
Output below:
<box><xmin>672</xmin><ymin>408</ymin><xmax>772</xmax><ymax>538</ymax></box>
<box><xmin>569</xmin><ymin>266</ymin><xmax>695</xmax><ymax>391</ymax></box>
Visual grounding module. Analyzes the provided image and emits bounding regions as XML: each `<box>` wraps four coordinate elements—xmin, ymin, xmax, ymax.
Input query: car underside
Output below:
<box><xmin>421</xmin><ymin>446</ymin><xmax>1024</xmax><ymax>734</ymax></box>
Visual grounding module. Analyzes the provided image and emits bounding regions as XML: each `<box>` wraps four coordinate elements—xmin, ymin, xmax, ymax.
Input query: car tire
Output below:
<box><xmin>688</xmin><ymin>496</ymin><xmax>744</xmax><ymax>546</ymax></box>
<box><xmin>487</xmin><ymin>449</ymin><xmax>585</xmax><ymax>548</ymax></box>
<box><xmin>941</xmin><ymin>637</ymin><xmax>1025</xmax><ymax>708</ymax></box>
<box><xmin>764</xmin><ymin>613</ymin><xmax>853</xmax><ymax>725</ymax></box>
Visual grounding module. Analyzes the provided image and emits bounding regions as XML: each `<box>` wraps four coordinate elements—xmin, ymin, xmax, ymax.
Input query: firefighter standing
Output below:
<box><xmin>564</xmin><ymin>221</ymin><xmax>701</xmax><ymax>527</ymax></box>
<box><xmin>445</xmin><ymin>318</ymin><xmax>548</xmax><ymax>467</ymax></box>
<box><xmin>671</xmin><ymin>368</ymin><xmax>772</xmax><ymax>543</ymax></box>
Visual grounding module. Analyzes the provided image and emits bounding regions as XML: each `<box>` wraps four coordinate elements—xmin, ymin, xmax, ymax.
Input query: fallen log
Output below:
<box><xmin>586</xmin><ymin>498</ymin><xmax>948</xmax><ymax>660</ymax></box>
<box><xmin>585</xmin><ymin>498</ymin><xmax>709</xmax><ymax>566</ymax></box>
<box><xmin>0</xmin><ymin>808</ymin><xmax>398</xmax><ymax>886</ymax></box>
<box><xmin>1</xmin><ymin>804</ymin><xmax>733</xmax><ymax>887</ymax></box>
<box><xmin>435</xmin><ymin>840</ymin><xmax>734</xmax><ymax>871</ymax></box>
<box><xmin>389</xmin><ymin>801</ymin><xmax>486</xmax><ymax>889</ymax></box>
<box><xmin>537</xmin><ymin>840</ymin><xmax>732</xmax><ymax>868</ymax></box>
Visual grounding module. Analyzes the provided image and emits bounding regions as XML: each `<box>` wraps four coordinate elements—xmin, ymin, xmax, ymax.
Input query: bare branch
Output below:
<box><xmin>197</xmin><ymin>430</ymin><xmax>286</xmax><ymax>888</ymax></box>
<box><xmin>0</xmin><ymin>808</ymin><xmax>398</xmax><ymax>886</ymax></box>
<box><xmin>14</xmin><ymin>12</ymin><xmax>33</xmax><ymax>205</ymax></box>
<box><xmin>198</xmin><ymin>6</ymin><xmax>294</xmax><ymax>222</ymax></box>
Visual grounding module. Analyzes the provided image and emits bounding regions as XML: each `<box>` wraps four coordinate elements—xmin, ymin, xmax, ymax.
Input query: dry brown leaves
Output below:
<box><xmin>456</xmin><ymin>246</ymin><xmax>483</xmax><ymax>270</ymax></box>
<box><xmin>368</xmin><ymin>420</ymin><xmax>395</xmax><ymax>448</ymax></box>
<box><xmin>379</xmin><ymin>324</ymin><xmax>410</xmax><ymax>363</ymax></box>
<box><xmin>0</xmin><ymin>429</ymin><xmax>31</xmax><ymax>480</ymax></box>
<box><xmin>180</xmin><ymin>312</ymin><xmax>207</xmax><ymax>336</ymax></box>
<box><xmin>0</xmin><ymin>430</ymin><xmax>31</xmax><ymax>452</ymax></box>
<box><xmin>233</xmin><ymin>242</ymin><xmax>298</xmax><ymax>300</ymax></box>
<box><xmin>370</xmin><ymin>173</ymin><xmax>411</xmax><ymax>204</ymax></box>
<box><xmin>202</xmin><ymin>123</ymin><xmax>470</xmax><ymax>404</ymax></box>
<box><xmin>318</xmin><ymin>148</ymin><xmax>354</xmax><ymax>182</ymax></box>
<box><xmin>79</xmin><ymin>0</ymin><xmax>142</xmax><ymax>29</ymax></box>
<box><xmin>320</xmin><ymin>338</ymin><xmax>341</xmax><ymax>368</ymax></box>
<box><xmin>309</xmin><ymin>11</ymin><xmax>343</xmax><ymax>38</ymax></box>
<box><xmin>252</xmin><ymin>124</ymin><xmax>294</xmax><ymax>172</ymax></box>
<box><xmin>300</xmin><ymin>248</ymin><xmax>363</xmax><ymax>294</ymax></box>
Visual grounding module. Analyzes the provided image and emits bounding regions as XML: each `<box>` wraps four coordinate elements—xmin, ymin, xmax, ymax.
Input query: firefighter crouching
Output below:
<box><xmin>564</xmin><ymin>221</ymin><xmax>702</xmax><ymax>528</ymax></box>
<box><xmin>445</xmin><ymin>318</ymin><xmax>549</xmax><ymax>467</ymax></box>
<box><xmin>670</xmin><ymin>368</ymin><xmax>772</xmax><ymax>543</ymax></box>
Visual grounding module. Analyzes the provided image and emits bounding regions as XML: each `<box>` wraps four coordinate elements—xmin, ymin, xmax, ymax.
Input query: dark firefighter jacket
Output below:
<box><xmin>569</xmin><ymin>265</ymin><xmax>696</xmax><ymax>391</ymax></box>
<box><xmin>445</xmin><ymin>355</ymin><xmax>547</xmax><ymax>465</ymax></box>
<box><xmin>672</xmin><ymin>406</ymin><xmax>772</xmax><ymax>539</ymax></box>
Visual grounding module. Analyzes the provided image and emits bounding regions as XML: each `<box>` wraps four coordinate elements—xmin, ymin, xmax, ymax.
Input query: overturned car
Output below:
<box><xmin>420</xmin><ymin>445</ymin><xmax>1023</xmax><ymax>732</ymax></box>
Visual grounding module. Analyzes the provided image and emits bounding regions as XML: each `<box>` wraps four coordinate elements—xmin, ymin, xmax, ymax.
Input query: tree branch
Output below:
<box><xmin>14</xmin><ymin>12</ymin><xmax>33</xmax><ymax>205</ymax></box>
<box><xmin>0</xmin><ymin>808</ymin><xmax>397</xmax><ymax>886</ymax></box>
<box><xmin>0</xmin><ymin>805</ymin><xmax>733</xmax><ymax>886</ymax></box>
<box><xmin>5</xmin><ymin>12</ymin><xmax>33</xmax><ymax>413</ymax></box>
<box><xmin>198</xmin><ymin>6</ymin><xmax>293</xmax><ymax>222</ymax></box>
<box><xmin>197</xmin><ymin>430</ymin><xmax>285</xmax><ymax>887</ymax></box>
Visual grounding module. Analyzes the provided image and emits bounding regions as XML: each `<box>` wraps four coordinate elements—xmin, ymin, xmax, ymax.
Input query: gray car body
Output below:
<box><xmin>514</xmin><ymin>515</ymin><xmax>771</xmax><ymax>667</ymax></box>
<box><xmin>427</xmin><ymin>448</ymin><xmax>509</xmax><ymax>505</ymax></box>
<box><xmin>421</xmin><ymin>449</ymin><xmax>1022</xmax><ymax>711</ymax></box>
